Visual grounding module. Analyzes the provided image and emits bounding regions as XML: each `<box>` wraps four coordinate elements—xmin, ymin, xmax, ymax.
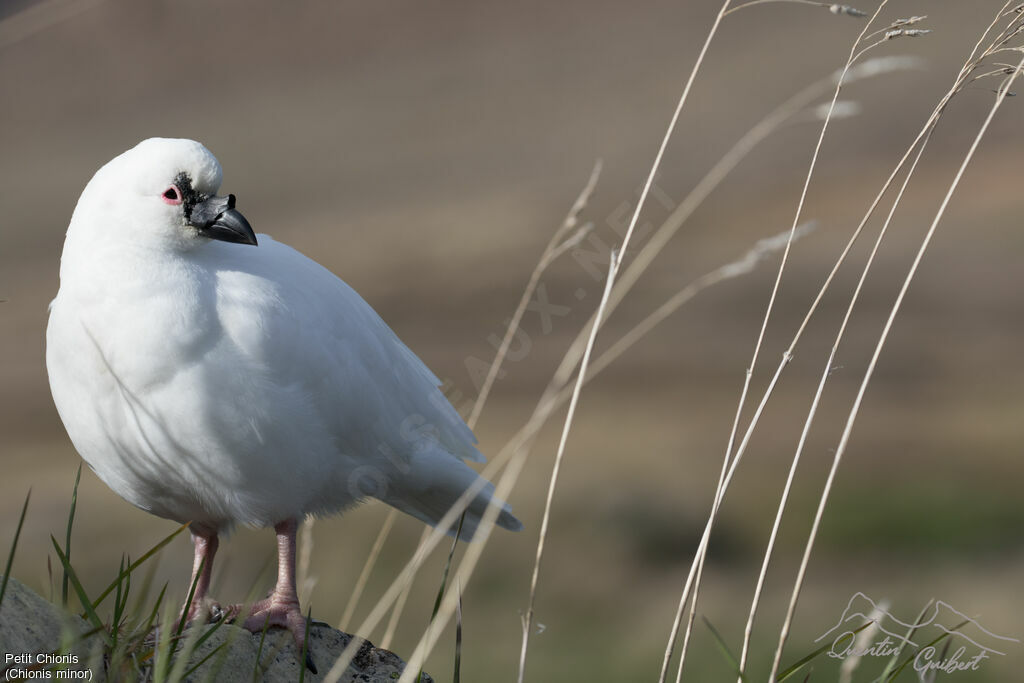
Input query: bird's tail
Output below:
<box><xmin>378</xmin><ymin>448</ymin><xmax>523</xmax><ymax>541</ymax></box>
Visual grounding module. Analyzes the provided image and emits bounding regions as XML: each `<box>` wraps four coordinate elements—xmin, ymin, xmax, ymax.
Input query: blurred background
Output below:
<box><xmin>2</xmin><ymin>1</ymin><xmax>1022</xmax><ymax>680</ymax></box>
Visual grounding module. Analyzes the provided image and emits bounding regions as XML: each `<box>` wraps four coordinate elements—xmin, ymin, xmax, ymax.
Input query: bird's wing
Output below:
<box><xmin>207</xmin><ymin>236</ymin><xmax>484</xmax><ymax>466</ymax></box>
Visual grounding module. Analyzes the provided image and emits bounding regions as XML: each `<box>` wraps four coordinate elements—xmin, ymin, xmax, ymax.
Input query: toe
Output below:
<box><xmin>237</xmin><ymin>599</ymin><xmax>316</xmax><ymax>673</ymax></box>
<box><xmin>288</xmin><ymin>611</ymin><xmax>317</xmax><ymax>675</ymax></box>
<box><xmin>224</xmin><ymin>596</ymin><xmax>272</xmax><ymax>625</ymax></box>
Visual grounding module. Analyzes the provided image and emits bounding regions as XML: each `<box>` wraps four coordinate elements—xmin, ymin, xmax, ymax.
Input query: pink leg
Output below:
<box><xmin>241</xmin><ymin>519</ymin><xmax>316</xmax><ymax>673</ymax></box>
<box><xmin>182</xmin><ymin>529</ymin><xmax>219</xmax><ymax>623</ymax></box>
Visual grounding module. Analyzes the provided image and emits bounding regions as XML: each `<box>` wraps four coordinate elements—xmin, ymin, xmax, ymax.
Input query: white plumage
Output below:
<box><xmin>46</xmin><ymin>138</ymin><xmax>519</xmax><ymax>667</ymax></box>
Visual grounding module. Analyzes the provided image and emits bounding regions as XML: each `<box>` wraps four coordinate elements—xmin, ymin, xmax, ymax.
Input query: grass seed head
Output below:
<box><xmin>829</xmin><ymin>4</ymin><xmax>868</xmax><ymax>18</ymax></box>
<box><xmin>892</xmin><ymin>16</ymin><xmax>927</xmax><ymax>28</ymax></box>
<box><xmin>885</xmin><ymin>28</ymin><xmax>932</xmax><ymax>40</ymax></box>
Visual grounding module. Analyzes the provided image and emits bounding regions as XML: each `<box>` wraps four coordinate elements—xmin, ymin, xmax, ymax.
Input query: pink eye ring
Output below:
<box><xmin>162</xmin><ymin>185</ymin><xmax>183</xmax><ymax>205</ymax></box>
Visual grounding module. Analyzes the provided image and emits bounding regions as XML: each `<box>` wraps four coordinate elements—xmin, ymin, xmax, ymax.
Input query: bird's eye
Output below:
<box><xmin>162</xmin><ymin>185</ymin><xmax>183</xmax><ymax>205</ymax></box>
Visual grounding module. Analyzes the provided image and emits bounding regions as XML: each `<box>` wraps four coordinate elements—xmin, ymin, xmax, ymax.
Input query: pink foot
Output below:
<box><xmin>179</xmin><ymin>521</ymin><xmax>317</xmax><ymax>674</ymax></box>
<box><xmin>238</xmin><ymin>593</ymin><xmax>316</xmax><ymax>674</ymax></box>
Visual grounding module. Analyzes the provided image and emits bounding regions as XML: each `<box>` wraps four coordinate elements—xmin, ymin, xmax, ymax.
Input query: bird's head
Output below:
<box><xmin>67</xmin><ymin>138</ymin><xmax>257</xmax><ymax>253</ymax></box>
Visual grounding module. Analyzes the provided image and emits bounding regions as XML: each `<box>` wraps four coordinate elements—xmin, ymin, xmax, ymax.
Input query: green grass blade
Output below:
<box><xmin>776</xmin><ymin>622</ymin><xmax>870</xmax><ymax>682</ymax></box>
<box><xmin>883</xmin><ymin>619</ymin><xmax>969</xmax><ymax>682</ymax></box>
<box><xmin>176</xmin><ymin>556</ymin><xmax>204</xmax><ymax>637</ymax></box>
<box><xmin>299</xmin><ymin>607</ymin><xmax>313</xmax><ymax>683</ymax></box>
<box><xmin>73</xmin><ymin>624</ymin><xmax>107</xmax><ymax>643</ymax></box>
<box><xmin>453</xmin><ymin>583</ymin><xmax>462</xmax><ymax>683</ymax></box>
<box><xmin>118</xmin><ymin>554</ymin><xmax>133</xmax><ymax>628</ymax></box>
<box><xmin>50</xmin><ymin>535</ymin><xmax>112</xmax><ymax>647</ymax></box>
<box><xmin>702</xmin><ymin>615</ymin><xmax>746</xmax><ymax>682</ymax></box>
<box><xmin>181</xmin><ymin>617</ymin><xmax>232</xmax><ymax>681</ymax></box>
<box><xmin>62</xmin><ymin>464</ymin><xmax>82</xmax><ymax>607</ymax></box>
<box><xmin>90</xmin><ymin>522</ymin><xmax>188</xmax><ymax>611</ymax></box>
<box><xmin>199</xmin><ymin>621</ymin><xmax>245</xmax><ymax>683</ymax></box>
<box><xmin>47</xmin><ymin>554</ymin><xmax>54</xmax><ymax>603</ymax></box>
<box><xmin>112</xmin><ymin>553</ymin><xmax>133</xmax><ymax>652</ymax></box>
<box><xmin>431</xmin><ymin>514</ymin><xmax>465</xmax><ymax>619</ymax></box>
<box><xmin>21</xmin><ymin>625</ymin><xmax>107</xmax><ymax>681</ymax></box>
<box><xmin>0</xmin><ymin>489</ymin><xmax>30</xmax><ymax>622</ymax></box>
<box><xmin>873</xmin><ymin>598</ymin><xmax>934</xmax><ymax>683</ymax></box>
<box><xmin>143</xmin><ymin>583</ymin><xmax>169</xmax><ymax>636</ymax></box>
<box><xmin>128</xmin><ymin>554</ymin><xmax>159</xmax><ymax>625</ymax></box>
<box><xmin>152</xmin><ymin>599</ymin><xmax>179</xmax><ymax>683</ymax></box>
<box><xmin>928</xmin><ymin>639</ymin><xmax>953</xmax><ymax>683</ymax></box>
<box><xmin>182</xmin><ymin>641</ymin><xmax>227</xmax><ymax>680</ymax></box>
<box><xmin>251</xmin><ymin>611</ymin><xmax>273</xmax><ymax>683</ymax></box>
<box><xmin>111</xmin><ymin>555</ymin><xmax>125</xmax><ymax>650</ymax></box>
<box><xmin>190</xmin><ymin>614</ymin><xmax>229</xmax><ymax>652</ymax></box>
<box><xmin>167</xmin><ymin>610</ymin><xmax>211</xmax><ymax>682</ymax></box>
<box><xmin>420</xmin><ymin>513</ymin><xmax>465</xmax><ymax>683</ymax></box>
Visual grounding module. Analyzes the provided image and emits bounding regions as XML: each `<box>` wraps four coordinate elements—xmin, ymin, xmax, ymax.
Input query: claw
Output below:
<box><xmin>181</xmin><ymin>597</ymin><xmax>232</xmax><ymax>626</ymax></box>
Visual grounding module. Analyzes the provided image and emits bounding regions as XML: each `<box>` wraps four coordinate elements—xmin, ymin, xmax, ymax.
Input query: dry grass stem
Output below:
<box><xmin>736</xmin><ymin>5</ymin><xmax>1022</xmax><ymax>676</ymax></box>
<box><xmin>769</xmin><ymin>36</ymin><xmax>1024</xmax><ymax>683</ymax></box>
<box><xmin>380</xmin><ymin>525</ymin><xmax>429</xmax><ymax>650</ymax></box>
<box><xmin>375</xmin><ymin>2</ymin><xmax>737</xmax><ymax>671</ymax></box>
<box><xmin>667</xmin><ymin>4</ymin><xmax>890</xmax><ymax>678</ymax></box>
<box><xmin>338</xmin><ymin>510</ymin><xmax>397</xmax><ymax>631</ymax></box>
<box><xmin>394</xmin><ymin>0</ymin><xmax>741</xmax><ymax>656</ymax></box>
<box><xmin>5</xmin><ymin>4</ymin><xmax>1018</xmax><ymax>683</ymax></box>
<box><xmin>339</xmin><ymin>161</ymin><xmax>602</xmax><ymax>658</ymax></box>
<box><xmin>467</xmin><ymin>161</ymin><xmax>603</xmax><ymax>430</ymax></box>
<box><xmin>729</xmin><ymin>13</ymin><xmax>1024</xmax><ymax>678</ymax></box>
<box><xmin>333</xmin><ymin>221</ymin><xmax>814</xmax><ymax>683</ymax></box>
<box><xmin>737</xmin><ymin>126</ymin><xmax>933</xmax><ymax>681</ymax></box>
<box><xmin>839</xmin><ymin>599</ymin><xmax>889</xmax><ymax>683</ymax></box>
<box><xmin>315</xmin><ymin>5</ymin><xmax>1023</xmax><ymax>681</ymax></box>
<box><xmin>392</xmin><ymin>253</ymin><xmax>619</xmax><ymax>683</ymax></box>
<box><xmin>517</xmin><ymin>252</ymin><xmax>619</xmax><ymax>683</ymax></box>
<box><xmin>724</xmin><ymin>1</ymin><xmax>867</xmax><ymax>18</ymax></box>
<box><xmin>0</xmin><ymin>0</ymin><xmax>106</xmax><ymax>50</ymax></box>
<box><xmin>582</xmin><ymin>225</ymin><xmax>817</xmax><ymax>391</ymax></box>
<box><xmin>614</xmin><ymin>0</ymin><xmax>733</xmax><ymax>273</ymax></box>
<box><xmin>548</xmin><ymin>55</ymin><xmax>921</xmax><ymax>417</ymax></box>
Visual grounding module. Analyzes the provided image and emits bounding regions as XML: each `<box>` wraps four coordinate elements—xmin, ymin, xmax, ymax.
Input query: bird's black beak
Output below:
<box><xmin>190</xmin><ymin>194</ymin><xmax>257</xmax><ymax>246</ymax></box>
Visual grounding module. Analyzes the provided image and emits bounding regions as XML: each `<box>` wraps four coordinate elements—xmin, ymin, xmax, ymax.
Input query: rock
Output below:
<box><xmin>1</xmin><ymin>576</ymin><xmax>431</xmax><ymax>683</ymax></box>
<box><xmin>0</xmin><ymin>575</ymin><xmax>103</xmax><ymax>677</ymax></box>
<box><xmin>185</xmin><ymin>621</ymin><xmax>432</xmax><ymax>682</ymax></box>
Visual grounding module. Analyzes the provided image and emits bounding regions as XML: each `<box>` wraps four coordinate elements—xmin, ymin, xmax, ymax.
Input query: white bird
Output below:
<box><xmin>46</xmin><ymin>138</ymin><xmax>521</xmax><ymax>670</ymax></box>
